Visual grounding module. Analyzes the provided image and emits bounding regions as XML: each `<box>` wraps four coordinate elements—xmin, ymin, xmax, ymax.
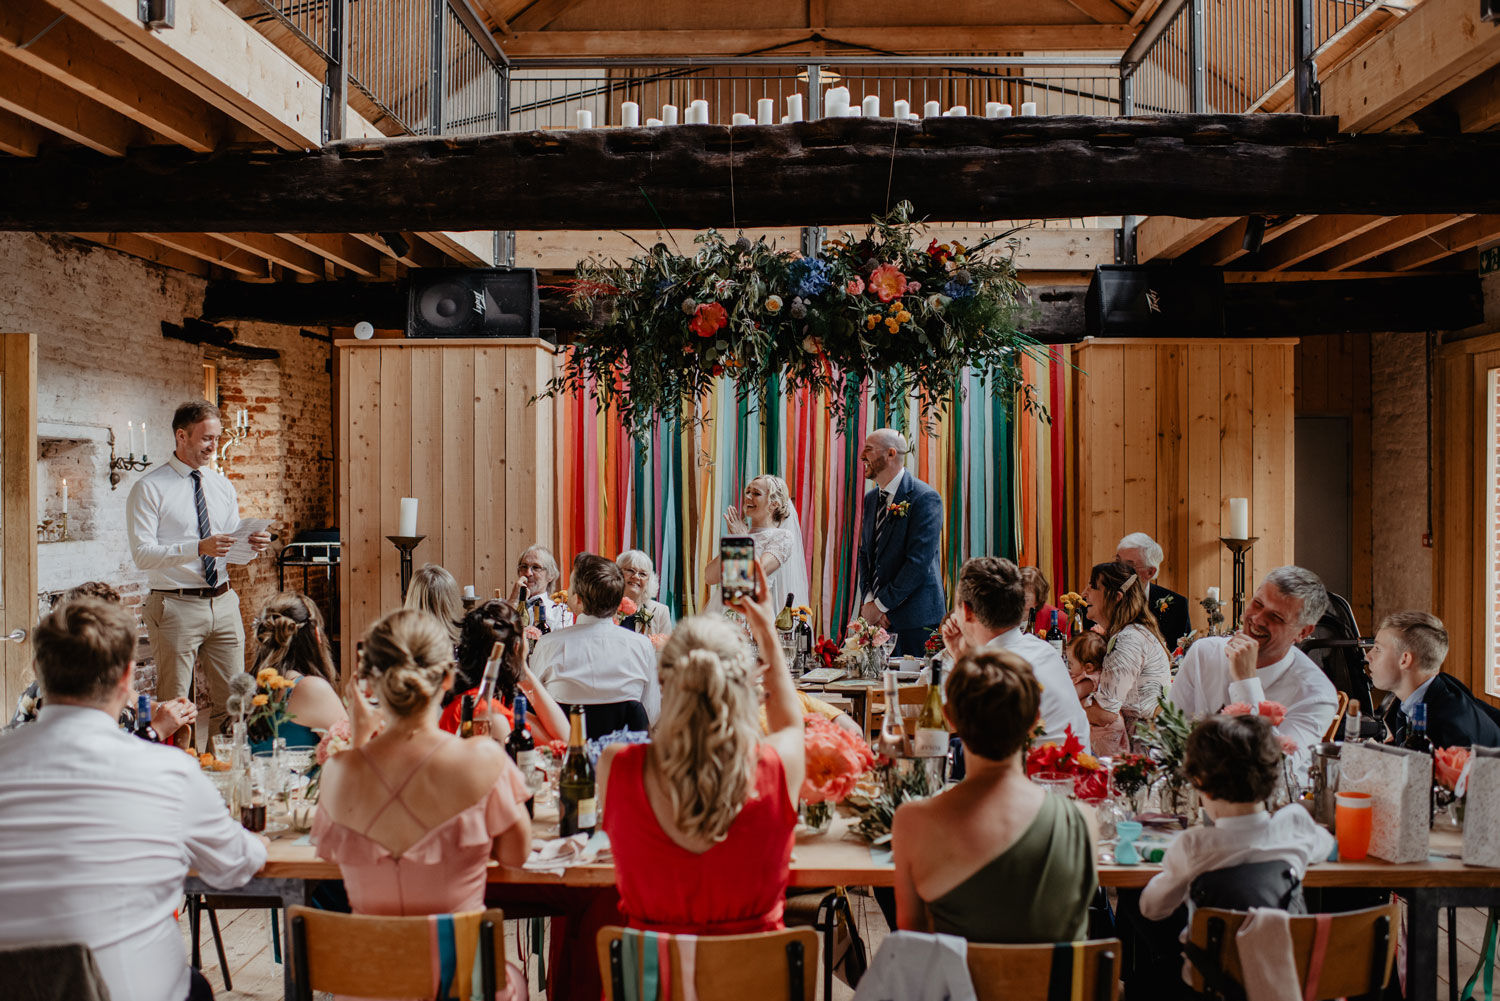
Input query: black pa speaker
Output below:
<box><xmin>407</xmin><ymin>268</ymin><xmax>543</xmax><ymax>340</ymax></box>
<box><xmin>1085</xmin><ymin>265</ymin><xmax>1225</xmax><ymax>338</ymax></box>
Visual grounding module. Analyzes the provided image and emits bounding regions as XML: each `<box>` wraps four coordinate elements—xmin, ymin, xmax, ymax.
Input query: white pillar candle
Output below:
<box><xmin>924</xmin><ymin>100</ymin><xmax>941</xmax><ymax>118</ymax></box>
<box><xmin>996</xmin><ymin>103</ymin><xmax>1013</xmax><ymax>117</ymax></box>
<box><xmin>731</xmin><ymin>112</ymin><xmax>753</xmax><ymax>126</ymax></box>
<box><xmin>620</xmin><ymin>102</ymin><xmax>639</xmax><ymax>127</ymax></box>
<box><xmin>646</xmin><ymin>117</ymin><xmax>663</xmax><ymax>127</ymax></box>
<box><xmin>576</xmin><ymin>109</ymin><xmax>593</xmax><ymax>129</ymax></box>
<box><xmin>1020</xmin><ymin>101</ymin><xmax>1038</xmax><ymax>116</ymax></box>
<box><xmin>846</xmin><ymin>106</ymin><xmax>861</xmax><ymax>117</ymax></box>
<box><xmin>662</xmin><ymin>104</ymin><xmax>679</xmax><ymax>125</ymax></box>
<box><xmin>398</xmin><ymin>497</ymin><xmax>419</xmax><ymax>537</ymax></box>
<box><xmin>61</xmin><ymin>479</ymin><xmax>67</xmax><ymax>515</ymax></box>
<box><xmin>825</xmin><ymin>87</ymin><xmax>849</xmax><ymax>117</ymax></box>
<box><xmin>127</xmin><ymin>420</ymin><xmax>135</xmax><ymax>455</ymax></box>
<box><xmin>140</xmin><ymin>421</ymin><xmax>147</xmax><ymax>456</ymax></box>
<box><xmin>786</xmin><ymin>94</ymin><xmax>804</xmax><ymax>122</ymax></box>
<box><xmin>946</xmin><ymin>105</ymin><xmax>968</xmax><ymax>117</ymax></box>
<box><xmin>463</xmin><ymin>584</ymin><xmax>476</xmax><ymax>599</ymax></box>
<box><xmin>985</xmin><ymin>102</ymin><xmax>1003</xmax><ymax>118</ymax></box>
<box><xmin>1207</xmin><ymin>587</ymin><xmax>1220</xmax><ymax>602</ymax></box>
<box><xmin>756</xmin><ymin>98</ymin><xmax>774</xmax><ymax>124</ymax></box>
<box><xmin>689</xmin><ymin>100</ymin><xmax>709</xmax><ymax>124</ymax></box>
<box><xmin>893</xmin><ymin>99</ymin><xmax>909</xmax><ymax>120</ymax></box>
<box><xmin>862</xmin><ymin>95</ymin><xmax>880</xmax><ymax>118</ymax></box>
<box><xmin>1227</xmin><ymin>497</ymin><xmax>1250</xmax><ymax>540</ymax></box>
<box><xmin>781</xmin><ymin>115</ymin><xmax>790</xmax><ymax>123</ymax></box>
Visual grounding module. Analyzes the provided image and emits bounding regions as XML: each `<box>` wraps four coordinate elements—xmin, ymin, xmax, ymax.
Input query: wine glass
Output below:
<box><xmin>880</xmin><ymin>634</ymin><xmax>898</xmax><ymax>665</ymax></box>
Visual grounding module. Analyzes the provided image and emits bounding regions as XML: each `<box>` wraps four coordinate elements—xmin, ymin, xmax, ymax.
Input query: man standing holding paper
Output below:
<box><xmin>127</xmin><ymin>401</ymin><xmax>272</xmax><ymax>743</ymax></box>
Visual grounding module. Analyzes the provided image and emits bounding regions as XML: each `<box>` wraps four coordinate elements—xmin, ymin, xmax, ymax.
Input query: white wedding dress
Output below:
<box><xmin>752</xmin><ymin>507</ymin><xmax>811</xmax><ymax>614</ymax></box>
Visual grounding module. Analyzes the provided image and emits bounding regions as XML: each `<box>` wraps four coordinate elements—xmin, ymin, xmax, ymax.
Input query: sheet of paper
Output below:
<box><xmin>226</xmin><ymin>518</ymin><xmax>273</xmax><ymax>564</ymax></box>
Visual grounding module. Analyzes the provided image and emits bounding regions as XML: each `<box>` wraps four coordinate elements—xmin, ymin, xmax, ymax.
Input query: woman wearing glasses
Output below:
<box><xmin>616</xmin><ymin>549</ymin><xmax>673</xmax><ymax>636</ymax></box>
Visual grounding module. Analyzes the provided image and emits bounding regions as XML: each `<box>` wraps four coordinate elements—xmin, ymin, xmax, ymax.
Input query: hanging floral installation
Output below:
<box><xmin>541</xmin><ymin>201</ymin><xmax>1052</xmax><ymax>440</ymax></box>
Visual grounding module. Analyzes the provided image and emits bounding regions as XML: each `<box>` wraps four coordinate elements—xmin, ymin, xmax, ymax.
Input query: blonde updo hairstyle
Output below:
<box><xmin>750</xmin><ymin>474</ymin><xmax>793</xmax><ymax>524</ymax></box>
<box><xmin>651</xmin><ymin>616</ymin><xmax>763</xmax><ymax>844</ymax></box>
<box><xmin>358</xmin><ymin>609</ymin><xmax>454</xmax><ymax>717</ymax></box>
<box><xmin>249</xmin><ymin>591</ymin><xmax>337</xmax><ymax>685</ymax></box>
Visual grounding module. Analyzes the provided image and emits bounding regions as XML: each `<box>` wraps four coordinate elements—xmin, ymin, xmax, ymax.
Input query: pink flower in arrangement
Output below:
<box><xmin>617</xmin><ymin>596</ymin><xmax>639</xmax><ymax>617</ymax></box>
<box><xmin>846</xmin><ymin>277</ymin><xmax>866</xmax><ymax>296</ymax></box>
<box><xmin>907</xmin><ymin>281</ymin><xmax>921</xmax><ymax>292</ymax></box>
<box><xmin>1435</xmin><ymin>747</ymin><xmax>1471</xmax><ymax>791</ymax></box>
<box><xmin>867</xmin><ymin>264</ymin><xmax>909</xmax><ymax>302</ymax></box>
<box><xmin>1221</xmin><ymin>702</ymin><xmax>1253</xmax><ymax>717</ymax></box>
<box><xmin>1219</xmin><ymin>701</ymin><xmax>1289</xmax><ymax>726</ymax></box>
<box><xmin>1278</xmin><ymin>735</ymin><xmax>1300</xmax><ymax>757</ymax></box>
<box><xmin>315</xmin><ymin>719</ymin><xmax>353</xmax><ymax>766</ymax></box>
<box><xmin>872</xmin><ymin>627</ymin><xmax>890</xmax><ymax>647</ymax></box>
<box><xmin>801</xmin><ymin>714</ymin><xmax>875</xmax><ymax>804</ymax></box>
<box><xmin>524</xmin><ymin>625</ymin><xmax>542</xmax><ymax>643</ymax></box>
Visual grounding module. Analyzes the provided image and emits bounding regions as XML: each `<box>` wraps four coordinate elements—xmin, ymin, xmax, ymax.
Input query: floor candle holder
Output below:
<box><xmin>386</xmin><ymin>535</ymin><xmax>426</xmax><ymax>601</ymax></box>
<box><xmin>1219</xmin><ymin>536</ymin><xmax>1259</xmax><ymax>630</ymax></box>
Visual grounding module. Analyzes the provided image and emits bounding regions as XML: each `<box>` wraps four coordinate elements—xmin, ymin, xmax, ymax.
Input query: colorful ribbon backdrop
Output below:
<box><xmin>553</xmin><ymin>347</ymin><xmax>1075</xmax><ymax>638</ymax></box>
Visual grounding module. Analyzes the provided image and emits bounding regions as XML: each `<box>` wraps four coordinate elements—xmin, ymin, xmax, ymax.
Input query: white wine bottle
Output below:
<box><xmin>558</xmin><ymin>706</ymin><xmax>597</xmax><ymax>836</ymax></box>
<box><xmin>875</xmin><ymin>669</ymin><xmax>910</xmax><ymax>759</ymax></box>
<box><xmin>913</xmin><ymin>657</ymin><xmax>948</xmax><ymax>757</ymax></box>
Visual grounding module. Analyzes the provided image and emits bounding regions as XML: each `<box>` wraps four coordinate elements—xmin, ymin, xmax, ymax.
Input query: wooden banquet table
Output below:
<box><xmin>191</xmin><ymin>812</ymin><xmax>1500</xmax><ymax>1001</ymax></box>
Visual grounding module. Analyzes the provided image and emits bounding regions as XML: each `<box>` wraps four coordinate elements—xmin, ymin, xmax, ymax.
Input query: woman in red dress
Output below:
<box><xmin>600</xmin><ymin>561</ymin><xmax>805</xmax><ymax>934</ymax></box>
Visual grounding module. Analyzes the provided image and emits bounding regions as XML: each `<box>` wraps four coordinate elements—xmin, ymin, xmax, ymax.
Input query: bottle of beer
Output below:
<box><xmin>506</xmin><ymin>695</ymin><xmax>538</xmax><ymax>818</ymax></box>
<box><xmin>558</xmin><ymin>706</ymin><xmax>596</xmax><ymax>836</ymax></box>
<box><xmin>913</xmin><ymin>657</ymin><xmax>948</xmax><ymax>757</ymax></box>
<box><xmin>133</xmin><ymin>693</ymin><xmax>158</xmax><ymax>742</ymax></box>
<box><xmin>1045</xmin><ymin>610</ymin><xmax>1065</xmax><ymax>657</ymax></box>
<box><xmin>459</xmin><ymin>693</ymin><xmax>476</xmax><ymax>739</ymax></box>
<box><xmin>875</xmin><ymin>669</ymin><xmax>910</xmax><ymax>759</ymax></box>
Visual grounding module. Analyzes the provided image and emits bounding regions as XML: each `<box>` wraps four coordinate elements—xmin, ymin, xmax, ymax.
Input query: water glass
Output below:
<box><xmin>1034</xmin><ymin>771</ymin><xmax>1075</xmax><ymax>798</ymax></box>
<box><xmin>211</xmin><ymin>735</ymin><xmax>232</xmax><ymax>762</ymax></box>
<box><xmin>881</xmin><ymin>634</ymin><xmax>898</xmax><ymax>664</ymax></box>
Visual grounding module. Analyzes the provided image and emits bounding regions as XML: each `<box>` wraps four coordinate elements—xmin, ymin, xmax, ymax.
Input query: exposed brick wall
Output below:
<box><xmin>0</xmin><ymin>232</ymin><xmax>334</xmax><ymax>696</ymax></box>
<box><xmin>1369</xmin><ymin>331</ymin><xmax>1433</xmax><ymax>623</ymax></box>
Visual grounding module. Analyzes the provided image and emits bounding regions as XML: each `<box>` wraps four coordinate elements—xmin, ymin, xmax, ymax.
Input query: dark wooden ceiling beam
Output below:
<box><xmin>4</xmin><ymin>116</ymin><xmax>1499</xmax><ymax>233</ymax></box>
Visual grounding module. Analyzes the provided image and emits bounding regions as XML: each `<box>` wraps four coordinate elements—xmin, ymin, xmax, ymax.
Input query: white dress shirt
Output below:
<box><xmin>126</xmin><ymin>455</ymin><xmax>243</xmax><ymax>590</ymax></box>
<box><xmin>533</xmin><ymin>614</ymin><xmax>661</xmax><ymax>722</ymax></box>
<box><xmin>984</xmin><ymin>626</ymin><xmax>1093</xmax><ymax>753</ymax></box>
<box><xmin>1169</xmin><ymin>636</ymin><xmax>1338</xmax><ymax>782</ymax></box>
<box><xmin>0</xmin><ymin>704</ymin><xmax>266</xmax><ymax>1001</ymax></box>
<box><xmin>1139</xmin><ymin>805</ymin><xmax>1335</xmax><ymax>920</ymax></box>
<box><xmin>531</xmin><ymin>593</ymin><xmax>574</xmax><ymax>632</ymax></box>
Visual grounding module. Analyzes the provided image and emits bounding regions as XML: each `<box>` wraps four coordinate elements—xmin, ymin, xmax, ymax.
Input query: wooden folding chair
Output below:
<box><xmin>597</xmin><ymin>925</ymin><xmax>818</xmax><ymax>1001</ymax></box>
<box><xmin>1322</xmin><ymin>691</ymin><xmax>1350</xmax><ymax>742</ymax></box>
<box><xmin>868</xmin><ymin>683</ymin><xmax>930</xmax><ymax>740</ymax></box>
<box><xmin>966</xmin><ymin>938</ymin><xmax>1123</xmax><ymax>1001</ymax></box>
<box><xmin>288</xmin><ymin>905</ymin><xmax>508</xmax><ymax>1001</ymax></box>
<box><xmin>1184</xmin><ymin>901</ymin><xmax>1398</xmax><ymax>1001</ymax></box>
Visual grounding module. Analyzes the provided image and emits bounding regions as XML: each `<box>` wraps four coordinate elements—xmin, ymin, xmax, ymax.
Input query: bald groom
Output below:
<box><xmin>857</xmin><ymin>428</ymin><xmax>946</xmax><ymax>656</ymax></box>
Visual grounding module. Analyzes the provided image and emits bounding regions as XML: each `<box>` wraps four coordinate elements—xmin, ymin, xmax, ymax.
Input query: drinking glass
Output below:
<box><xmin>1034</xmin><ymin>771</ymin><xmax>1075</xmax><ymax>798</ymax></box>
<box><xmin>211</xmin><ymin>735</ymin><xmax>232</xmax><ymax>762</ymax></box>
<box><xmin>1335</xmin><ymin>791</ymin><xmax>1373</xmax><ymax>860</ymax></box>
<box><xmin>880</xmin><ymin>634</ymin><xmax>898</xmax><ymax>664</ymax></box>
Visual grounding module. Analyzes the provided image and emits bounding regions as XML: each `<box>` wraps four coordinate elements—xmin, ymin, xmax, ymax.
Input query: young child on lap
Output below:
<box><xmin>1067</xmin><ymin>632</ymin><xmax>1120</xmax><ymax>752</ymax></box>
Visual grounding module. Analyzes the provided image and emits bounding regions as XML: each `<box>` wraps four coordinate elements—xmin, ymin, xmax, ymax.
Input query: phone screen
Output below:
<box><xmin>720</xmin><ymin>535</ymin><xmax>757</xmax><ymax>600</ymax></box>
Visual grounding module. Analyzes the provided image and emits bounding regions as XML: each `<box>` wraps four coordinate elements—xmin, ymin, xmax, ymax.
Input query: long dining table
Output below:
<box><xmin>193</xmin><ymin>812</ymin><xmax>1500</xmax><ymax>1001</ymax></box>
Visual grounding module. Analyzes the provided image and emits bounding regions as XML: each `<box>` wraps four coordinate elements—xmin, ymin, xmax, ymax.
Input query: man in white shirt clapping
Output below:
<box><xmin>0</xmin><ymin>598</ymin><xmax>266</xmax><ymax>1001</ymax></box>
<box><xmin>533</xmin><ymin>554</ymin><xmax>660</xmax><ymax>731</ymax></box>
<box><xmin>1169</xmin><ymin>565</ymin><xmax>1338</xmax><ymax>782</ymax></box>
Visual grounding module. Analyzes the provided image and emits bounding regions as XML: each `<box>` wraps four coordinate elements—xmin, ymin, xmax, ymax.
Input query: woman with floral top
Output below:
<box><xmin>1081</xmin><ymin>560</ymin><xmax>1172</xmax><ymax>756</ymax></box>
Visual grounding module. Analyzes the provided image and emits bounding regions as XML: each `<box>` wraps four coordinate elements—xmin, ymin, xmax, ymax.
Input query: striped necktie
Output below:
<box><xmin>191</xmin><ymin>469</ymin><xmax>219</xmax><ymax>587</ymax></box>
<box><xmin>874</xmin><ymin>489</ymin><xmax>891</xmax><ymax>539</ymax></box>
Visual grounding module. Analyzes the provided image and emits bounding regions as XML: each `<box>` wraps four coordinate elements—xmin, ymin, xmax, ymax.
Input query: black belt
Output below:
<box><xmin>153</xmin><ymin>584</ymin><xmax>230</xmax><ymax>598</ymax></box>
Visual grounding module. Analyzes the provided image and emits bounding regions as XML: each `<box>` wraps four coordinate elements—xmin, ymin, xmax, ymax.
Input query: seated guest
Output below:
<box><xmin>0</xmin><ymin>597</ymin><xmax>266</xmax><ymax>1001</ymax></box>
<box><xmin>1020</xmin><ymin>565</ymin><xmax>1070</xmax><ymax>640</ymax></box>
<box><xmin>512</xmin><ymin>543</ymin><xmax>572</xmax><ymax>631</ymax></box>
<box><xmin>314</xmin><ymin>609</ymin><xmax>531</xmax><ymax>999</ymax></box>
<box><xmin>246</xmin><ymin>591</ymin><xmax>347</xmax><ymax>750</ymax></box>
<box><xmin>439</xmin><ymin>598</ymin><xmax>568</xmax><ymax>741</ymax></box>
<box><xmin>617</xmin><ymin>549</ymin><xmax>673</xmax><ymax>635</ymax></box>
<box><xmin>940</xmin><ymin>556</ymin><xmax>1091</xmax><ymax>751</ymax></box>
<box><xmin>601</xmin><ymin>560</ymin><xmax>803</xmax><ymax>933</ymax></box>
<box><xmin>1067</xmin><ymin>630</ymin><xmax>1108</xmax><ymax>747</ymax></box>
<box><xmin>533</xmin><ymin>554</ymin><xmax>660</xmax><ymax>732</ymax></box>
<box><xmin>1140</xmin><ymin>714</ymin><xmax>1333</xmax><ymax>921</ymax></box>
<box><xmin>8</xmin><ymin>581</ymin><xmax>196</xmax><ymax>741</ymax></box>
<box><xmin>1170</xmin><ymin>566</ymin><xmax>1337</xmax><ymax>781</ymax></box>
<box><xmin>1369</xmin><ymin>611</ymin><xmax>1500</xmax><ymax>747</ymax></box>
<box><xmin>761</xmin><ymin>688</ymin><xmax>863</xmax><ymax>737</ymax></box>
<box><xmin>1083</xmin><ymin>560</ymin><xmax>1171</xmax><ymax>756</ymax></box>
<box><xmin>892</xmin><ymin>649</ymin><xmax>1098</xmax><ymax>941</ymax></box>
<box><xmin>403</xmin><ymin>562</ymin><xmax>463</xmax><ymax>646</ymax></box>
<box><xmin>1117</xmin><ymin>532</ymin><xmax>1191</xmax><ymax>651</ymax></box>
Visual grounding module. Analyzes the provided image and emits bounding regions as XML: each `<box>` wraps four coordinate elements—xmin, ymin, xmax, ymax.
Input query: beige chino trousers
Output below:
<box><xmin>142</xmin><ymin>589</ymin><xmax>245</xmax><ymax>742</ymax></box>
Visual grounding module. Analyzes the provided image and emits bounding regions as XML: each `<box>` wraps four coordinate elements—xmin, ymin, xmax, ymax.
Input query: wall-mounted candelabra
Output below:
<box><xmin>108</xmin><ymin>426</ymin><xmax>152</xmax><ymax>490</ymax></box>
<box><xmin>217</xmin><ymin>408</ymin><xmax>251</xmax><ymax>468</ymax></box>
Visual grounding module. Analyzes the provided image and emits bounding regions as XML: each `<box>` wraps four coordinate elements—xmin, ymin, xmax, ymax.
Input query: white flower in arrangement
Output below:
<box><xmin>681</xmin><ymin>298</ymin><xmax>697</xmax><ymax>315</ymax></box>
<box><xmin>764</xmin><ymin>294</ymin><xmax>783</xmax><ymax>314</ymax></box>
<box><xmin>926</xmin><ymin>293</ymin><xmax>950</xmax><ymax>312</ymax></box>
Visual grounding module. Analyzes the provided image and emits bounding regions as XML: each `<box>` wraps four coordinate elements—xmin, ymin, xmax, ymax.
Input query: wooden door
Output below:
<box><xmin>0</xmin><ymin>334</ymin><xmax>37</xmax><ymax>712</ymax></box>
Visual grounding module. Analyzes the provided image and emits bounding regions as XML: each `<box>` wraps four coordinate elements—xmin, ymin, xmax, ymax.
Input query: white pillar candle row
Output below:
<box><xmin>579</xmin><ymin>92</ymin><xmax>1039</xmax><ymax>129</ymax></box>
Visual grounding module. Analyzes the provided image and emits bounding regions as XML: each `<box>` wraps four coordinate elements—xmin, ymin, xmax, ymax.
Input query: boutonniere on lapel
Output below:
<box><xmin>888</xmin><ymin>501</ymin><xmax>911</xmax><ymax>519</ymax></box>
<box><xmin>1155</xmin><ymin>595</ymin><xmax>1175</xmax><ymax>615</ymax></box>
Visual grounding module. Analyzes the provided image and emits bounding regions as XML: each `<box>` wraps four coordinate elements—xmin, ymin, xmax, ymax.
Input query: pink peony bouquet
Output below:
<box><xmin>836</xmin><ymin>618</ymin><xmax>890</xmax><ymax>668</ymax></box>
<box><xmin>315</xmin><ymin>719</ymin><xmax>352</xmax><ymax>766</ymax></box>
<box><xmin>801</xmin><ymin>714</ymin><xmax>875</xmax><ymax>805</ymax></box>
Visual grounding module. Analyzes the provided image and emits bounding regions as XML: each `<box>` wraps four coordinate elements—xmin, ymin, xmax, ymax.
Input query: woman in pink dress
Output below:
<box><xmin>314</xmin><ymin>608</ymin><xmax>531</xmax><ymax>999</ymax></box>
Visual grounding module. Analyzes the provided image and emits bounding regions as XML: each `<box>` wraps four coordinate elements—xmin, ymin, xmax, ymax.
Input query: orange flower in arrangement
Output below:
<box><xmin>867</xmin><ymin>264</ymin><xmax>909</xmax><ymax>303</ymax></box>
<box><xmin>802</xmin><ymin>714</ymin><xmax>875</xmax><ymax>804</ymax></box>
<box><xmin>690</xmin><ymin>301</ymin><xmax>728</xmax><ymax>338</ymax></box>
<box><xmin>618</xmin><ymin>596</ymin><xmax>639</xmax><ymax>618</ymax></box>
<box><xmin>252</xmin><ymin>693</ymin><xmax>270</xmax><ymax>707</ymax></box>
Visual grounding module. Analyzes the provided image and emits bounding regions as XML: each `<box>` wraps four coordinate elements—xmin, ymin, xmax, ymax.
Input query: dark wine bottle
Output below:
<box><xmin>459</xmin><ymin>693</ymin><xmax>476</xmax><ymax>739</ymax></box>
<box><xmin>1045</xmin><ymin>610</ymin><xmax>1065</xmax><ymax>657</ymax></box>
<box><xmin>558</xmin><ymin>706</ymin><xmax>596</xmax><ymax>836</ymax></box>
<box><xmin>506</xmin><ymin>695</ymin><xmax>537</xmax><ymax>818</ymax></box>
<box><xmin>133</xmin><ymin>694</ymin><xmax>158</xmax><ymax>742</ymax></box>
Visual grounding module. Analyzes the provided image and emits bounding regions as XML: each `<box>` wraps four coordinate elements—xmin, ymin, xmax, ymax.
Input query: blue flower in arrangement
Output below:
<box><xmin>943</xmin><ymin>279</ymin><xmax>977</xmax><ymax>300</ymax></box>
<box><xmin>787</xmin><ymin>257</ymin><xmax>833</xmax><ymax>298</ymax></box>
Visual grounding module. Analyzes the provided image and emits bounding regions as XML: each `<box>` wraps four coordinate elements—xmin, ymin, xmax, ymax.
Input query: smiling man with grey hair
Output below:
<box><xmin>1168</xmin><ymin>565</ymin><xmax>1338</xmax><ymax>781</ymax></box>
<box><xmin>1116</xmin><ymin>531</ymin><xmax>1190</xmax><ymax>649</ymax></box>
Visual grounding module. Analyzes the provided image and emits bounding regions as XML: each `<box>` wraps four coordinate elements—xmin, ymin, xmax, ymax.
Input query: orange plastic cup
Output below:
<box><xmin>1335</xmin><ymin>791</ymin><xmax>1374</xmax><ymax>861</ymax></box>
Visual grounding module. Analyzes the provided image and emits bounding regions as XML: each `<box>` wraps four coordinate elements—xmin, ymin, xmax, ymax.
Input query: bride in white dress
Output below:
<box><xmin>705</xmin><ymin>474</ymin><xmax>811</xmax><ymax>614</ymax></box>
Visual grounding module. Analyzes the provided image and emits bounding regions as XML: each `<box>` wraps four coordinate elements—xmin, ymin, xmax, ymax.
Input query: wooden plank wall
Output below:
<box><xmin>1</xmin><ymin>334</ymin><xmax>37</xmax><ymax>713</ymax></box>
<box><xmin>337</xmin><ymin>339</ymin><xmax>558</xmax><ymax>678</ymax></box>
<box><xmin>1071</xmin><ymin>338</ymin><xmax>1297</xmax><ymax>637</ymax></box>
<box><xmin>1433</xmin><ymin>332</ymin><xmax>1500</xmax><ymax>707</ymax></box>
<box><xmin>1294</xmin><ymin>334</ymin><xmax>1374</xmax><ymax>628</ymax></box>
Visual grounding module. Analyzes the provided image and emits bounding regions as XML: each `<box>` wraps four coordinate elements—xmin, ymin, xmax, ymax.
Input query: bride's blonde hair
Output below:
<box><xmin>750</xmin><ymin>474</ymin><xmax>793</xmax><ymax>524</ymax></box>
<box><xmin>650</xmin><ymin>616</ymin><xmax>762</xmax><ymax>843</ymax></box>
